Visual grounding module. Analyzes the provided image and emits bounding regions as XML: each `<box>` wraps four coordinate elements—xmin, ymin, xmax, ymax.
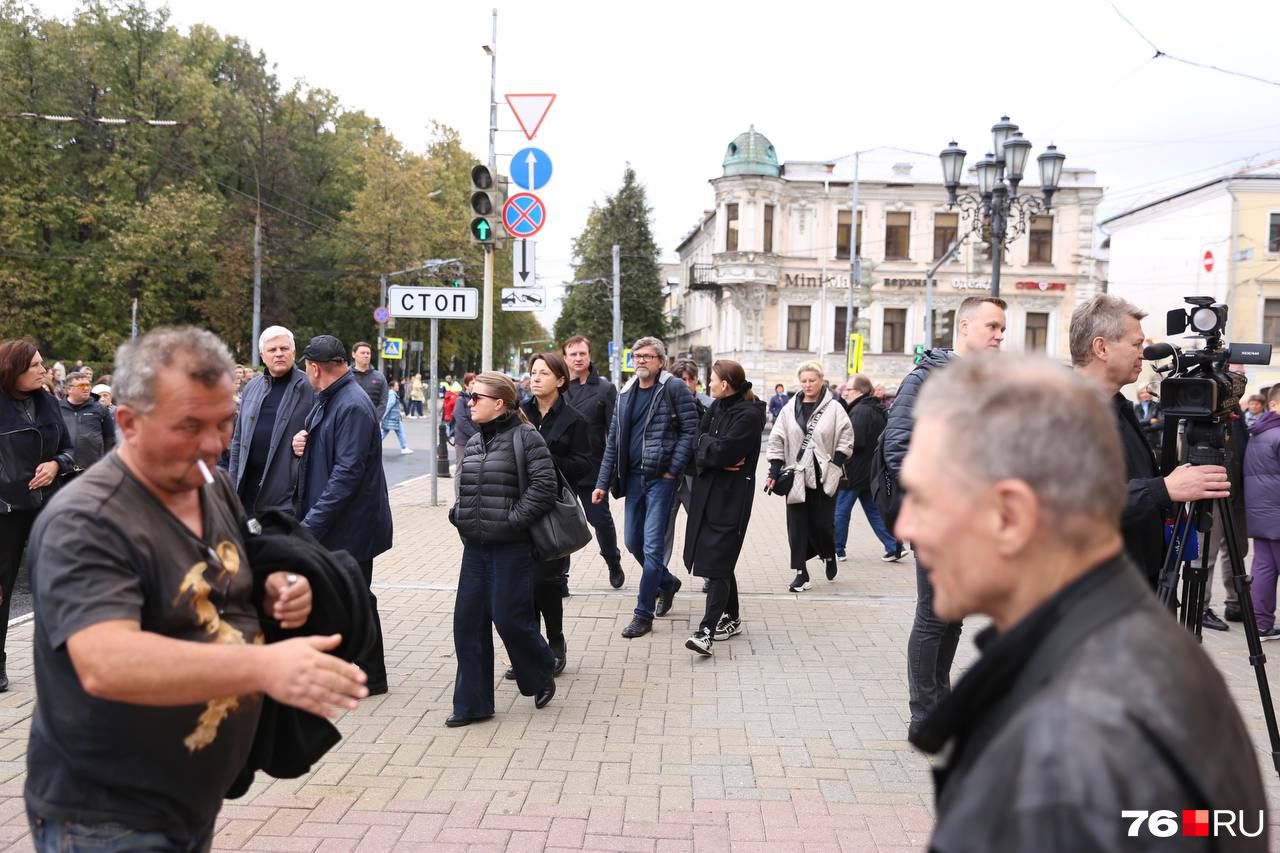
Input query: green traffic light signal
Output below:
<box><xmin>470</xmin><ymin>218</ymin><xmax>493</xmax><ymax>242</ymax></box>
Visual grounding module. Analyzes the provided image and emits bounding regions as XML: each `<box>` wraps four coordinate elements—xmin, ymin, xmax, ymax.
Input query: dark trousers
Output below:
<box><xmin>533</xmin><ymin>557</ymin><xmax>567</xmax><ymax>643</ymax></box>
<box><xmin>907</xmin><ymin>560</ymin><xmax>962</xmax><ymax>730</ymax></box>
<box><xmin>0</xmin><ymin>510</ymin><xmax>37</xmax><ymax>660</ymax></box>
<box><xmin>453</xmin><ymin>542</ymin><xmax>554</xmax><ymax>717</ymax></box>
<box><xmin>576</xmin><ymin>485</ymin><xmax>622</xmax><ymax>572</ymax></box>
<box><xmin>700</xmin><ymin>574</ymin><xmax>739</xmax><ymax>633</ymax></box>
<box><xmin>786</xmin><ymin>488</ymin><xmax>836</xmax><ymax>573</ymax></box>
<box><xmin>356</xmin><ymin>558</ymin><xmax>387</xmax><ymax>690</ymax></box>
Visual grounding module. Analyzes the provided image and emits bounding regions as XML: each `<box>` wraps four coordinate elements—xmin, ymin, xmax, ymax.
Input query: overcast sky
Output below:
<box><xmin>38</xmin><ymin>0</ymin><xmax>1280</xmax><ymax>329</ymax></box>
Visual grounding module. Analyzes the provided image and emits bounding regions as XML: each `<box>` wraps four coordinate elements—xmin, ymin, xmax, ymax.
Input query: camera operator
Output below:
<box><xmin>1070</xmin><ymin>295</ymin><xmax>1231</xmax><ymax>589</ymax></box>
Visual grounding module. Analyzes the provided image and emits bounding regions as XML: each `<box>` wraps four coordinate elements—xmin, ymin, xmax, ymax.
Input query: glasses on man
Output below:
<box><xmin>633</xmin><ymin>353</ymin><xmax>661</xmax><ymax>362</ymax></box>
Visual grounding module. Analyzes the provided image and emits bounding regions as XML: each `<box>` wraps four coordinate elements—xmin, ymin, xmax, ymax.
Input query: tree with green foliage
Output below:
<box><xmin>554</xmin><ymin>166</ymin><xmax>668</xmax><ymax>374</ymax></box>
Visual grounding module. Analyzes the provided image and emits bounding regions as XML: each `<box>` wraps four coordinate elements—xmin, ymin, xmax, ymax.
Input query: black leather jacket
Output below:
<box><xmin>0</xmin><ymin>389</ymin><xmax>75</xmax><ymax>513</ymax></box>
<box><xmin>450</xmin><ymin>413</ymin><xmax>557</xmax><ymax>545</ymax></box>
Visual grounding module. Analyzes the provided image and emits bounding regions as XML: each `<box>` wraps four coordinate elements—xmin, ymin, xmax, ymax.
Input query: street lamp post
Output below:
<box><xmin>939</xmin><ymin>116</ymin><xmax>1066</xmax><ymax>298</ymax></box>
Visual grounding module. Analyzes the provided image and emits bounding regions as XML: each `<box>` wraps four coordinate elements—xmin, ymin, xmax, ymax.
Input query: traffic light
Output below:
<box><xmin>469</xmin><ymin>165</ymin><xmax>503</xmax><ymax>243</ymax></box>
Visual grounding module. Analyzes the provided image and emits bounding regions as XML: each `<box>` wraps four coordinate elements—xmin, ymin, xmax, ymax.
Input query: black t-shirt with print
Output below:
<box><xmin>25</xmin><ymin>453</ymin><xmax>264</xmax><ymax>839</ymax></box>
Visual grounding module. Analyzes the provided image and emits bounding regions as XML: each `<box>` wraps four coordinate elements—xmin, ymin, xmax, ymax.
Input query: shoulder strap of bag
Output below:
<box><xmin>795</xmin><ymin>396</ymin><xmax>834</xmax><ymax>461</ymax></box>
<box><xmin>512</xmin><ymin>425</ymin><xmax>528</xmax><ymax>494</ymax></box>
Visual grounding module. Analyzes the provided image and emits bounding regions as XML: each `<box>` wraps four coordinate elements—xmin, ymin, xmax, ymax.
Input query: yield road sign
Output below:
<box><xmin>503</xmin><ymin>193</ymin><xmax>546</xmax><ymax>238</ymax></box>
<box><xmin>388</xmin><ymin>285</ymin><xmax>479</xmax><ymax>319</ymax></box>
<box><xmin>501</xmin><ymin>288</ymin><xmax>545</xmax><ymax>311</ymax></box>
<box><xmin>504</xmin><ymin>93</ymin><xmax>555</xmax><ymax>140</ymax></box>
<box><xmin>373</xmin><ymin>306</ymin><xmax>390</xmax><ymax>324</ymax></box>
<box><xmin>514</xmin><ymin>239</ymin><xmax>536</xmax><ymax>286</ymax></box>
<box><xmin>512</xmin><ymin>147</ymin><xmax>552</xmax><ymax>191</ymax></box>
<box><xmin>382</xmin><ymin>337</ymin><xmax>404</xmax><ymax>360</ymax></box>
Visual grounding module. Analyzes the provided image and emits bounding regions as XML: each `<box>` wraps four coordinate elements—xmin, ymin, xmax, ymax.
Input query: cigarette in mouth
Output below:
<box><xmin>196</xmin><ymin>459</ymin><xmax>215</xmax><ymax>485</ymax></box>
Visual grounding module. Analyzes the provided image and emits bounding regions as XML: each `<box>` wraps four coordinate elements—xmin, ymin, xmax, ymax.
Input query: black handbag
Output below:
<box><xmin>771</xmin><ymin>396</ymin><xmax>833</xmax><ymax>498</ymax></box>
<box><xmin>512</xmin><ymin>426</ymin><xmax>593</xmax><ymax>561</ymax></box>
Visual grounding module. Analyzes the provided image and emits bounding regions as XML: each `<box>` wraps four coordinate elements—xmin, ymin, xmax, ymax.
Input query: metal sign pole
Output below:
<box><xmin>430</xmin><ymin>318</ymin><xmax>439</xmax><ymax>506</ymax></box>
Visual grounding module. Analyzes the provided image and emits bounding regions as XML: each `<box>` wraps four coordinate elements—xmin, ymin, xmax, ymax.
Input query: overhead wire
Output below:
<box><xmin>1109</xmin><ymin>2</ymin><xmax>1280</xmax><ymax>89</ymax></box>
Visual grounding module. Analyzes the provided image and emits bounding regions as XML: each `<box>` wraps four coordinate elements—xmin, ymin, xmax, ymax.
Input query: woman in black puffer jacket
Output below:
<box><xmin>448</xmin><ymin>372</ymin><xmax>558</xmax><ymax>727</ymax></box>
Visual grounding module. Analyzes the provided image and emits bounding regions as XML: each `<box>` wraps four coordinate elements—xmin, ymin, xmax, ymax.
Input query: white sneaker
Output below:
<box><xmin>713</xmin><ymin>615</ymin><xmax>742</xmax><ymax>640</ymax></box>
<box><xmin>836</xmin><ymin>552</ymin><xmax>848</xmax><ymax>562</ymax></box>
<box><xmin>685</xmin><ymin>628</ymin><xmax>713</xmax><ymax>656</ymax></box>
<box><xmin>401</xmin><ymin>447</ymin><xmax>414</xmax><ymax>455</ymax></box>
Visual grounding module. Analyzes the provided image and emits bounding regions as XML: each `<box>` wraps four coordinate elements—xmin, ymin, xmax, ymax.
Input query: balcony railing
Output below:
<box><xmin>688</xmin><ymin>263</ymin><xmax>717</xmax><ymax>292</ymax></box>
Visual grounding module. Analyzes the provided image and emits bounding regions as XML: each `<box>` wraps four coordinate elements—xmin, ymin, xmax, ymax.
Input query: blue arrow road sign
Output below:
<box><xmin>511</xmin><ymin>147</ymin><xmax>553</xmax><ymax>191</ymax></box>
<box><xmin>502</xmin><ymin>193</ymin><xmax>546</xmax><ymax>238</ymax></box>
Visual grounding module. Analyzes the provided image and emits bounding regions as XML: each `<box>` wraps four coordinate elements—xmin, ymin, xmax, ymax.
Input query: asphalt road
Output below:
<box><xmin>9</xmin><ymin>414</ymin><xmax>456</xmax><ymax>624</ymax></box>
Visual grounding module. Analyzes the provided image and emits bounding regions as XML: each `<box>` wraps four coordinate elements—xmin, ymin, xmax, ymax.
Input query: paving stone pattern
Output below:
<box><xmin>0</xmin><ymin>459</ymin><xmax>1278</xmax><ymax>850</ymax></box>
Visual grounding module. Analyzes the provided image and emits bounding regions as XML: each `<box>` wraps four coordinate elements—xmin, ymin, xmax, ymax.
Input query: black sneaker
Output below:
<box><xmin>1202</xmin><ymin>608</ymin><xmax>1229</xmax><ymax>632</ymax></box>
<box><xmin>1260</xmin><ymin>627</ymin><xmax>1280</xmax><ymax>641</ymax></box>
<box><xmin>621</xmin><ymin>616</ymin><xmax>653</xmax><ymax>638</ymax></box>
<box><xmin>1224</xmin><ymin>604</ymin><xmax>1244</xmax><ymax>623</ymax></box>
<box><xmin>788</xmin><ymin>570</ymin><xmax>811</xmax><ymax>592</ymax></box>
<box><xmin>608</xmin><ymin>564</ymin><xmax>626</xmax><ymax>589</ymax></box>
<box><xmin>656</xmin><ymin>577</ymin><xmax>682</xmax><ymax>617</ymax></box>
<box><xmin>685</xmin><ymin>627</ymin><xmax>713</xmax><ymax>656</ymax></box>
<box><xmin>881</xmin><ymin>547</ymin><xmax>905</xmax><ymax>563</ymax></box>
<box><xmin>825</xmin><ymin>558</ymin><xmax>838</xmax><ymax>581</ymax></box>
<box><xmin>713</xmin><ymin>615</ymin><xmax>742</xmax><ymax>640</ymax></box>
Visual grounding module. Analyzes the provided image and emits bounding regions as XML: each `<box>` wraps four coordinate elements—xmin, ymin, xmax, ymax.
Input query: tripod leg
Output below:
<box><xmin>1158</xmin><ymin>501</ymin><xmax>1193</xmax><ymax>610</ymax></box>
<box><xmin>1217</xmin><ymin>498</ymin><xmax>1280</xmax><ymax>779</ymax></box>
<box><xmin>1185</xmin><ymin>502</ymin><xmax>1215</xmax><ymax>641</ymax></box>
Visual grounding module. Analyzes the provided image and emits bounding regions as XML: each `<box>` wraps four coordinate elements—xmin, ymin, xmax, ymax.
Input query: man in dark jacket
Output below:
<box><xmin>901</xmin><ymin>355</ymin><xmax>1266</xmax><ymax>853</ymax></box>
<box><xmin>767</xmin><ymin>384</ymin><xmax>789</xmax><ymax>423</ymax></box>
<box><xmin>294</xmin><ymin>335</ymin><xmax>392</xmax><ymax>694</ymax></box>
<box><xmin>349</xmin><ymin>341</ymin><xmax>387</xmax><ymax>413</ymax></box>
<box><xmin>562</xmin><ymin>335</ymin><xmax>625</xmax><ymax>588</ymax></box>
<box><xmin>834</xmin><ymin>374</ymin><xmax>899</xmax><ymax>561</ymax></box>
<box><xmin>878</xmin><ymin>296</ymin><xmax>1006</xmax><ymax>738</ymax></box>
<box><xmin>592</xmin><ymin>337</ymin><xmax>699</xmax><ymax>639</ymax></box>
<box><xmin>227</xmin><ymin>326</ymin><xmax>315</xmax><ymax>516</ymax></box>
<box><xmin>58</xmin><ymin>370</ymin><xmax>114</xmax><ymax>472</ymax></box>
<box><xmin>1070</xmin><ymin>295</ymin><xmax>1229</xmax><ymax>591</ymax></box>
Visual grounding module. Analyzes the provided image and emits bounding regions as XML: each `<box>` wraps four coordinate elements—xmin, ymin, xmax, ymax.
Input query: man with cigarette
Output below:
<box><xmin>24</xmin><ymin>327</ymin><xmax>367</xmax><ymax>850</ymax></box>
<box><xmin>293</xmin><ymin>335</ymin><xmax>392</xmax><ymax>694</ymax></box>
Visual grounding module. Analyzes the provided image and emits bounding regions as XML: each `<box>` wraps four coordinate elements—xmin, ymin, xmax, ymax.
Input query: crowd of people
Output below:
<box><xmin>0</xmin><ymin>289</ymin><xmax>1275</xmax><ymax>848</ymax></box>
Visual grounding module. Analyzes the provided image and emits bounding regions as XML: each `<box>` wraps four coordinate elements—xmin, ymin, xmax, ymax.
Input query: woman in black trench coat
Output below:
<box><xmin>511</xmin><ymin>352</ymin><xmax>591</xmax><ymax>676</ymax></box>
<box><xmin>683</xmin><ymin>359</ymin><xmax>766</xmax><ymax>656</ymax></box>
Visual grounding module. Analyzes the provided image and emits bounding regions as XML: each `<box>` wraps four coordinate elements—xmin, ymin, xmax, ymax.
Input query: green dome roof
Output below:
<box><xmin>722</xmin><ymin>126</ymin><xmax>779</xmax><ymax>177</ymax></box>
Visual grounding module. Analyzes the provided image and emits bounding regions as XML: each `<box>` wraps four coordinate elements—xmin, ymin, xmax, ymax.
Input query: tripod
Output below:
<box><xmin>1156</xmin><ymin>422</ymin><xmax>1280</xmax><ymax>778</ymax></box>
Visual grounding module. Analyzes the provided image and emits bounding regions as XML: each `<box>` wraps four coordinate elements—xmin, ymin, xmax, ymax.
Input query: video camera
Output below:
<box><xmin>1144</xmin><ymin>297</ymin><xmax>1271</xmax><ymax>420</ymax></box>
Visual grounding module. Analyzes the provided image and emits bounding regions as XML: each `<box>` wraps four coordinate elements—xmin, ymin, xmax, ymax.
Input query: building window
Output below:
<box><xmin>1270</xmin><ymin>213</ymin><xmax>1280</xmax><ymax>253</ymax></box>
<box><xmin>833</xmin><ymin>306</ymin><xmax>848</xmax><ymax>352</ymax></box>
<box><xmin>931</xmin><ymin>309</ymin><xmax>955</xmax><ymax>349</ymax></box>
<box><xmin>885</xmin><ymin>212</ymin><xmax>910</xmax><ymax>260</ymax></box>
<box><xmin>933</xmin><ymin>213</ymin><xmax>958</xmax><ymax>261</ymax></box>
<box><xmin>1025</xmin><ymin>312</ymin><xmax>1049</xmax><ymax>352</ymax></box>
<box><xmin>1029</xmin><ymin>216</ymin><xmax>1053</xmax><ymax>264</ymax></box>
<box><xmin>726</xmin><ymin>203</ymin><xmax>739</xmax><ymax>252</ymax></box>
<box><xmin>882</xmin><ymin>308</ymin><xmax>906</xmax><ymax>353</ymax></box>
<box><xmin>763</xmin><ymin>204</ymin><xmax>775</xmax><ymax>253</ymax></box>
<box><xmin>1265</xmin><ymin>300</ymin><xmax>1280</xmax><ymax>347</ymax></box>
<box><xmin>786</xmin><ymin>305</ymin><xmax>811</xmax><ymax>351</ymax></box>
<box><xmin>836</xmin><ymin>210</ymin><xmax>862</xmax><ymax>259</ymax></box>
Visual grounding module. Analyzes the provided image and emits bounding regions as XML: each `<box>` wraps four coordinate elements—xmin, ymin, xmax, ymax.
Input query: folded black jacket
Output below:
<box><xmin>226</xmin><ymin>510</ymin><xmax>378</xmax><ymax>798</ymax></box>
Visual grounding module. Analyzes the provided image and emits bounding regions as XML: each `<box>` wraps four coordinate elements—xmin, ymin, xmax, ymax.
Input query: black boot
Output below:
<box><xmin>550</xmin><ymin>636</ymin><xmax>566</xmax><ymax>676</ymax></box>
<box><xmin>0</xmin><ymin>653</ymin><xmax>9</xmax><ymax>693</ymax></box>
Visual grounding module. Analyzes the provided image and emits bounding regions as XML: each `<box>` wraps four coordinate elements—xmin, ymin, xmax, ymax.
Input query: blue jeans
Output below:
<box><xmin>28</xmin><ymin>812</ymin><xmax>214</xmax><ymax>852</ymax></box>
<box><xmin>623</xmin><ymin>472</ymin><xmax>678</xmax><ymax>619</ymax></box>
<box><xmin>834</xmin><ymin>487</ymin><xmax>900</xmax><ymax>555</ymax></box>
<box><xmin>453</xmin><ymin>542</ymin><xmax>555</xmax><ymax>716</ymax></box>
<box><xmin>381</xmin><ymin>423</ymin><xmax>408</xmax><ymax>449</ymax></box>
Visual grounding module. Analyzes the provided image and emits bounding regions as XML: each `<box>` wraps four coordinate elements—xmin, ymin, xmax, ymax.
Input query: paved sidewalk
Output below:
<box><xmin>0</xmin><ymin>460</ymin><xmax>1278</xmax><ymax>850</ymax></box>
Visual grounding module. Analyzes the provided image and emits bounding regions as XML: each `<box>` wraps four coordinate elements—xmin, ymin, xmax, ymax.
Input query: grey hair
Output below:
<box><xmin>849</xmin><ymin>374</ymin><xmax>874</xmax><ymax>395</ymax></box>
<box><xmin>114</xmin><ymin>327</ymin><xmax>236</xmax><ymax>414</ymax></box>
<box><xmin>796</xmin><ymin>360</ymin><xmax>824</xmax><ymax>379</ymax></box>
<box><xmin>670</xmin><ymin>358</ymin><xmax>699</xmax><ymax>381</ymax></box>
<box><xmin>258</xmin><ymin>325</ymin><xmax>295</xmax><ymax>353</ymax></box>
<box><xmin>632</xmin><ymin>336</ymin><xmax>666</xmax><ymax>360</ymax></box>
<box><xmin>1069</xmin><ymin>295</ymin><xmax>1147</xmax><ymax>368</ymax></box>
<box><xmin>915</xmin><ymin>355</ymin><xmax>1124</xmax><ymax>533</ymax></box>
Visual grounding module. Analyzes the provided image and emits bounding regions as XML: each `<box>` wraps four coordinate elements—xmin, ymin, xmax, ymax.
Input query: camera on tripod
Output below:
<box><xmin>1145</xmin><ymin>297</ymin><xmax>1271</xmax><ymax>420</ymax></box>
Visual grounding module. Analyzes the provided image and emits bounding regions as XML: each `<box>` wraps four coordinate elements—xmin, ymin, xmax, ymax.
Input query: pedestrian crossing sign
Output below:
<box><xmin>383</xmin><ymin>337</ymin><xmax>404</xmax><ymax>360</ymax></box>
<box><xmin>622</xmin><ymin>348</ymin><xmax>635</xmax><ymax>373</ymax></box>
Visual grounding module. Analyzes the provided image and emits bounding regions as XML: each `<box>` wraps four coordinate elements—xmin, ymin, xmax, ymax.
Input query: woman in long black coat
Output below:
<box><xmin>513</xmin><ymin>352</ymin><xmax>591</xmax><ymax>676</ymax></box>
<box><xmin>682</xmin><ymin>359</ymin><xmax>766</xmax><ymax>656</ymax></box>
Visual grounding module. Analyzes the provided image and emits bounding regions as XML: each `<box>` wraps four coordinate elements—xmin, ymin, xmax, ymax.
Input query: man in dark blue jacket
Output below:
<box><xmin>592</xmin><ymin>337</ymin><xmax>699</xmax><ymax>639</ymax></box>
<box><xmin>294</xmin><ymin>335</ymin><xmax>392</xmax><ymax>694</ymax></box>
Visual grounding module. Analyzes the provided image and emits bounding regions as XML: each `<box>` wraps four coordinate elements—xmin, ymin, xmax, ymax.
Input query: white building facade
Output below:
<box><xmin>669</xmin><ymin>129</ymin><xmax>1105</xmax><ymax>391</ymax></box>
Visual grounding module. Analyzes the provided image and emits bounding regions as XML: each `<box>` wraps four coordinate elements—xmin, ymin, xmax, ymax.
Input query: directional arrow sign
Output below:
<box><xmin>504</xmin><ymin>94</ymin><xmax>555</xmax><ymax>141</ymax></box>
<box><xmin>511</xmin><ymin>147</ymin><xmax>552</xmax><ymax>191</ymax></box>
<box><xmin>513</xmin><ymin>239</ymin><xmax>537</xmax><ymax>287</ymax></box>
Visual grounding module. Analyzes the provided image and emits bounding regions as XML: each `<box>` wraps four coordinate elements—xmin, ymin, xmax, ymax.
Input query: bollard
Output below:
<box><xmin>437</xmin><ymin>423</ymin><xmax>451</xmax><ymax>477</ymax></box>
